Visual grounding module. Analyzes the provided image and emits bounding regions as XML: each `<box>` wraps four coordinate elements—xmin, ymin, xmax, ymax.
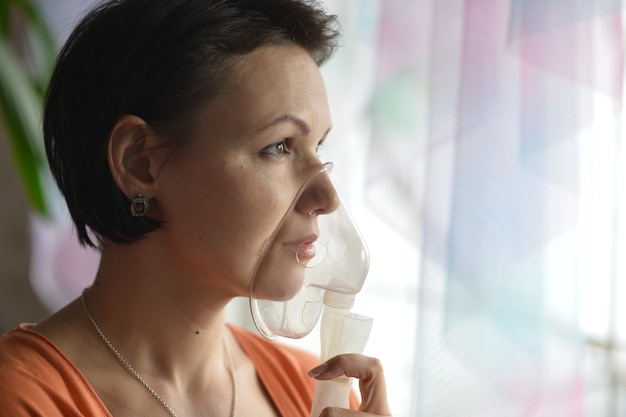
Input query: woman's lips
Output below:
<box><xmin>284</xmin><ymin>235</ymin><xmax>318</xmax><ymax>260</ymax></box>
<box><xmin>296</xmin><ymin>241</ymin><xmax>316</xmax><ymax>259</ymax></box>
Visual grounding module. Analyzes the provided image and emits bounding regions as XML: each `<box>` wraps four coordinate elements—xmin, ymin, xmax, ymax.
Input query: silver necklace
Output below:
<box><xmin>81</xmin><ymin>289</ymin><xmax>237</xmax><ymax>417</ymax></box>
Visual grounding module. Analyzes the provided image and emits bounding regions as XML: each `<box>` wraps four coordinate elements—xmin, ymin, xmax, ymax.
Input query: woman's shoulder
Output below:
<box><xmin>0</xmin><ymin>324</ymin><xmax>111</xmax><ymax>417</ymax></box>
<box><xmin>0</xmin><ymin>323</ymin><xmax>62</xmax><ymax>375</ymax></box>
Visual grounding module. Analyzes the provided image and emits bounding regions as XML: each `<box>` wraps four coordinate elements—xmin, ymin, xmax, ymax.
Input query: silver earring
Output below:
<box><xmin>308</xmin><ymin>210</ymin><xmax>316</xmax><ymax>217</ymax></box>
<box><xmin>130</xmin><ymin>194</ymin><xmax>149</xmax><ymax>217</ymax></box>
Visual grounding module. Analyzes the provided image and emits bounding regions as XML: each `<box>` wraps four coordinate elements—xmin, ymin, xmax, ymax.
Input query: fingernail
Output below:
<box><xmin>308</xmin><ymin>362</ymin><xmax>328</xmax><ymax>378</ymax></box>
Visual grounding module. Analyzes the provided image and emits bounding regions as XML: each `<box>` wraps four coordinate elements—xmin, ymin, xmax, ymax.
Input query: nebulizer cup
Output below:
<box><xmin>248</xmin><ymin>162</ymin><xmax>373</xmax><ymax>416</ymax></box>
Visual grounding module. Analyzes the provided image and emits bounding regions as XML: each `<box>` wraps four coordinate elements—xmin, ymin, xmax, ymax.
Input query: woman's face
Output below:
<box><xmin>153</xmin><ymin>44</ymin><xmax>336</xmax><ymax>298</ymax></box>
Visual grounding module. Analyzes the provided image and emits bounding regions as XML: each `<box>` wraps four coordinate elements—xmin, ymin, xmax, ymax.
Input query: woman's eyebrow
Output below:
<box><xmin>258</xmin><ymin>114</ymin><xmax>332</xmax><ymax>141</ymax></box>
<box><xmin>259</xmin><ymin>114</ymin><xmax>311</xmax><ymax>135</ymax></box>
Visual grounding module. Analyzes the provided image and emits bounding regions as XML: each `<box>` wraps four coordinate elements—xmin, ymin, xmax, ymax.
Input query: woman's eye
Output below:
<box><xmin>262</xmin><ymin>140</ymin><xmax>291</xmax><ymax>156</ymax></box>
<box><xmin>315</xmin><ymin>141</ymin><xmax>325</xmax><ymax>156</ymax></box>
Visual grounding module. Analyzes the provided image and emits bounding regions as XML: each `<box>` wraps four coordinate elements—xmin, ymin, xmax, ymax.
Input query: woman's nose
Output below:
<box><xmin>295</xmin><ymin>165</ymin><xmax>340</xmax><ymax>216</ymax></box>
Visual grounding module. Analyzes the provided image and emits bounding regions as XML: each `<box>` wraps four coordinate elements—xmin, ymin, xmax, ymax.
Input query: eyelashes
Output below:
<box><xmin>315</xmin><ymin>141</ymin><xmax>325</xmax><ymax>156</ymax></box>
<box><xmin>261</xmin><ymin>139</ymin><xmax>291</xmax><ymax>156</ymax></box>
<box><xmin>260</xmin><ymin>139</ymin><xmax>326</xmax><ymax>158</ymax></box>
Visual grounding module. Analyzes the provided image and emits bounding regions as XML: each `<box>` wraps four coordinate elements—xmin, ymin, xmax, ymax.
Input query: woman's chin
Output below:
<box><xmin>252</xmin><ymin>266</ymin><xmax>305</xmax><ymax>301</ymax></box>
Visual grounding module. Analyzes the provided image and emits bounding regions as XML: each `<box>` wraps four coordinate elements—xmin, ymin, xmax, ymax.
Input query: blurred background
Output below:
<box><xmin>1</xmin><ymin>0</ymin><xmax>625</xmax><ymax>416</ymax></box>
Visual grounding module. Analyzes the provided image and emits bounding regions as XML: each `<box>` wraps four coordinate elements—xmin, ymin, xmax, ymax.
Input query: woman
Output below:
<box><xmin>0</xmin><ymin>0</ymin><xmax>391</xmax><ymax>416</ymax></box>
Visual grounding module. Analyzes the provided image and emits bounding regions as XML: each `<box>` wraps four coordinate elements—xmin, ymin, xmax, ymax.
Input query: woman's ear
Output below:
<box><xmin>107</xmin><ymin>115</ymin><xmax>163</xmax><ymax>199</ymax></box>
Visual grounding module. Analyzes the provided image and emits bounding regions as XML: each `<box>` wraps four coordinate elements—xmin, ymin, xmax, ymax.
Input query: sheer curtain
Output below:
<box><xmin>321</xmin><ymin>0</ymin><xmax>626</xmax><ymax>416</ymax></box>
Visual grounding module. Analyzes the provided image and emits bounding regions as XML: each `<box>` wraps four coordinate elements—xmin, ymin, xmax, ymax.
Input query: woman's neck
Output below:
<box><xmin>82</xmin><ymin>240</ymin><xmax>236</xmax><ymax>390</ymax></box>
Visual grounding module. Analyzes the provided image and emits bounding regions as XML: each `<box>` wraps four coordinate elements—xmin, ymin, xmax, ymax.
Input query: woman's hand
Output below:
<box><xmin>308</xmin><ymin>353</ymin><xmax>392</xmax><ymax>416</ymax></box>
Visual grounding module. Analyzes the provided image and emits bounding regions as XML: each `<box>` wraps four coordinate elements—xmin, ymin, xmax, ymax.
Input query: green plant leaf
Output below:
<box><xmin>0</xmin><ymin>2</ymin><xmax>10</xmax><ymax>38</ymax></box>
<box><xmin>0</xmin><ymin>38</ymin><xmax>48</xmax><ymax>216</ymax></box>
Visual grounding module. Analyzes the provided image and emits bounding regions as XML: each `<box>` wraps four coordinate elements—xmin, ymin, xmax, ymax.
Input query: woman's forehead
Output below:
<box><xmin>193</xmin><ymin>45</ymin><xmax>329</xmax><ymax>133</ymax></box>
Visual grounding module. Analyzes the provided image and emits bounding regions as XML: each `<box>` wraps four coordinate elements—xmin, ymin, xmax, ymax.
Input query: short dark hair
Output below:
<box><xmin>43</xmin><ymin>0</ymin><xmax>340</xmax><ymax>248</ymax></box>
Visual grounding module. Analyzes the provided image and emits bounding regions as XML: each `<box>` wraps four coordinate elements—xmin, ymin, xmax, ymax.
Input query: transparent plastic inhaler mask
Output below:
<box><xmin>249</xmin><ymin>162</ymin><xmax>369</xmax><ymax>339</ymax></box>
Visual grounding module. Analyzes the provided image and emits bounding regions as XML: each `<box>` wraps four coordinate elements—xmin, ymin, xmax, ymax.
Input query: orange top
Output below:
<box><xmin>0</xmin><ymin>324</ymin><xmax>359</xmax><ymax>416</ymax></box>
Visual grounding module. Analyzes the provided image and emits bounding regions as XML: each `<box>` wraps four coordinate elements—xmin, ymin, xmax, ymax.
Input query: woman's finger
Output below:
<box><xmin>309</xmin><ymin>353</ymin><xmax>392</xmax><ymax>416</ymax></box>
